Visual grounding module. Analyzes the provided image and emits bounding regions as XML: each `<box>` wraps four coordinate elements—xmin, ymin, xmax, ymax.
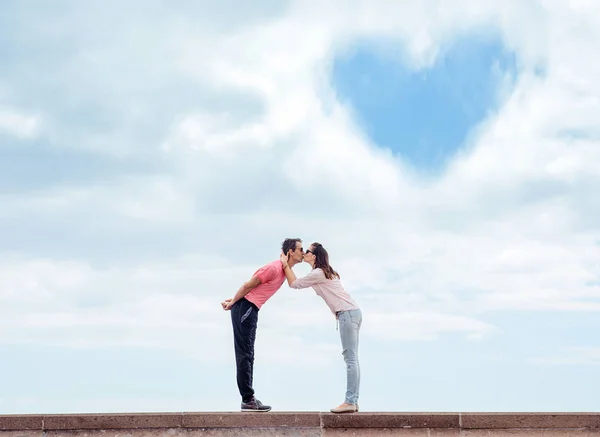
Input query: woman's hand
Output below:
<box><xmin>280</xmin><ymin>251</ymin><xmax>289</xmax><ymax>269</ymax></box>
<box><xmin>280</xmin><ymin>251</ymin><xmax>297</xmax><ymax>286</ymax></box>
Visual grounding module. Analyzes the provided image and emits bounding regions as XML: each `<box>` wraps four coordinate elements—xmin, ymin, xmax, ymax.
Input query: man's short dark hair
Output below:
<box><xmin>282</xmin><ymin>238</ymin><xmax>302</xmax><ymax>255</ymax></box>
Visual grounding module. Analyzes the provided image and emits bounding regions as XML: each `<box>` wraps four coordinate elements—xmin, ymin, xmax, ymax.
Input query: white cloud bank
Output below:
<box><xmin>0</xmin><ymin>0</ymin><xmax>599</xmax><ymax>364</ymax></box>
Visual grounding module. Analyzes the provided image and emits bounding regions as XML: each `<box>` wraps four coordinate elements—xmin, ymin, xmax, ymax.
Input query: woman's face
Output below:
<box><xmin>303</xmin><ymin>246</ymin><xmax>316</xmax><ymax>264</ymax></box>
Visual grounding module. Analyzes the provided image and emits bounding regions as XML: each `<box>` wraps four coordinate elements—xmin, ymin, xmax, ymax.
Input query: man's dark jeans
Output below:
<box><xmin>231</xmin><ymin>298</ymin><xmax>259</xmax><ymax>403</ymax></box>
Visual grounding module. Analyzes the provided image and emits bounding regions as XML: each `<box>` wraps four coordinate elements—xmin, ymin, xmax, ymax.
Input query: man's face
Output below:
<box><xmin>290</xmin><ymin>241</ymin><xmax>304</xmax><ymax>263</ymax></box>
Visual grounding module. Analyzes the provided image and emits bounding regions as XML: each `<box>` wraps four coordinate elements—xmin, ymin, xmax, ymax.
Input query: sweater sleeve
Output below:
<box><xmin>290</xmin><ymin>268</ymin><xmax>326</xmax><ymax>289</ymax></box>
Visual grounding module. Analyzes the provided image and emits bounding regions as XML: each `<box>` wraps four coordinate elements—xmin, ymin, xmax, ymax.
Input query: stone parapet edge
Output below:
<box><xmin>1</xmin><ymin>412</ymin><xmax>599</xmax><ymax>431</ymax></box>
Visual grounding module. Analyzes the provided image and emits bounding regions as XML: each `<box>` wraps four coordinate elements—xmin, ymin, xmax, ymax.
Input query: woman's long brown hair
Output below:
<box><xmin>310</xmin><ymin>242</ymin><xmax>340</xmax><ymax>280</ymax></box>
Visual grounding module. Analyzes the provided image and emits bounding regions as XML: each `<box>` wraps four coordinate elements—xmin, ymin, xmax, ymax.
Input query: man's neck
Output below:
<box><xmin>288</xmin><ymin>259</ymin><xmax>301</xmax><ymax>268</ymax></box>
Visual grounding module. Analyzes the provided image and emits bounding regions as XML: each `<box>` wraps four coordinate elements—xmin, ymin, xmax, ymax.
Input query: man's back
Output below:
<box><xmin>244</xmin><ymin>260</ymin><xmax>285</xmax><ymax>309</ymax></box>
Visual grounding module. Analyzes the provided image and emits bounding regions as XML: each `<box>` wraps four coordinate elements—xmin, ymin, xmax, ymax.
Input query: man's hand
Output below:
<box><xmin>221</xmin><ymin>298</ymin><xmax>233</xmax><ymax>311</ymax></box>
<box><xmin>222</xmin><ymin>275</ymin><xmax>261</xmax><ymax>312</ymax></box>
<box><xmin>280</xmin><ymin>251</ymin><xmax>290</xmax><ymax>269</ymax></box>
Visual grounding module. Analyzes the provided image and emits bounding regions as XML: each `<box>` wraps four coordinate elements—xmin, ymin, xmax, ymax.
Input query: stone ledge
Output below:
<box><xmin>43</xmin><ymin>413</ymin><xmax>183</xmax><ymax>430</ymax></box>
<box><xmin>182</xmin><ymin>412</ymin><xmax>320</xmax><ymax>428</ymax></box>
<box><xmin>460</xmin><ymin>413</ymin><xmax>600</xmax><ymax>429</ymax></box>
<box><xmin>321</xmin><ymin>412</ymin><xmax>459</xmax><ymax>429</ymax></box>
<box><xmin>1</xmin><ymin>413</ymin><xmax>600</xmax><ymax>431</ymax></box>
<box><xmin>0</xmin><ymin>415</ymin><xmax>43</xmax><ymax>431</ymax></box>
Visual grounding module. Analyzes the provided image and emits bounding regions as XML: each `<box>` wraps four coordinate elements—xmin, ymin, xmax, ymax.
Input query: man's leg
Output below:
<box><xmin>231</xmin><ymin>298</ymin><xmax>257</xmax><ymax>402</ymax></box>
<box><xmin>230</xmin><ymin>299</ymin><xmax>271</xmax><ymax>411</ymax></box>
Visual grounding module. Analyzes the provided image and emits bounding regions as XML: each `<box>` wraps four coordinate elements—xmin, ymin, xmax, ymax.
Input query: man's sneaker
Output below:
<box><xmin>241</xmin><ymin>397</ymin><xmax>272</xmax><ymax>412</ymax></box>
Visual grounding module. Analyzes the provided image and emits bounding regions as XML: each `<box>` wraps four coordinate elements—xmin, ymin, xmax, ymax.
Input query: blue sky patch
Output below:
<box><xmin>331</xmin><ymin>34</ymin><xmax>517</xmax><ymax>174</ymax></box>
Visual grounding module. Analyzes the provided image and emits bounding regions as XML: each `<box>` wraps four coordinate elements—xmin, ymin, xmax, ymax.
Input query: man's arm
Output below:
<box><xmin>221</xmin><ymin>275</ymin><xmax>262</xmax><ymax>311</ymax></box>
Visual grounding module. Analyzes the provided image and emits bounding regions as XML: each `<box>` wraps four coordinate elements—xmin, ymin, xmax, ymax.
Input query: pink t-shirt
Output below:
<box><xmin>244</xmin><ymin>260</ymin><xmax>286</xmax><ymax>309</ymax></box>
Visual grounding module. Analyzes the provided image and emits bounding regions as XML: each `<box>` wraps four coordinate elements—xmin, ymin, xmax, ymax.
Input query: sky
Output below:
<box><xmin>1</xmin><ymin>0</ymin><xmax>599</xmax><ymax>414</ymax></box>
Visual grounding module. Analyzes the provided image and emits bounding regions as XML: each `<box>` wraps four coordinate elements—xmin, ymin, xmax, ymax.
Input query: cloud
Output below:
<box><xmin>0</xmin><ymin>107</ymin><xmax>39</xmax><ymax>139</ymax></box>
<box><xmin>530</xmin><ymin>347</ymin><xmax>600</xmax><ymax>366</ymax></box>
<box><xmin>362</xmin><ymin>312</ymin><xmax>496</xmax><ymax>342</ymax></box>
<box><xmin>0</xmin><ymin>0</ymin><xmax>599</xmax><ymax>405</ymax></box>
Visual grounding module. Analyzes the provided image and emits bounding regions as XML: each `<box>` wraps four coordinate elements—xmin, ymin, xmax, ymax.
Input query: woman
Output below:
<box><xmin>280</xmin><ymin>242</ymin><xmax>362</xmax><ymax>413</ymax></box>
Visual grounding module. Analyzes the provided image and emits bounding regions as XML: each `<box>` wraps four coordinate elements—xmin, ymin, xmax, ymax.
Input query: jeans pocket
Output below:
<box><xmin>349</xmin><ymin>310</ymin><xmax>362</xmax><ymax>326</ymax></box>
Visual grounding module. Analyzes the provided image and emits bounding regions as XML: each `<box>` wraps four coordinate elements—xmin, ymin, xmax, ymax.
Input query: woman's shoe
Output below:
<box><xmin>330</xmin><ymin>402</ymin><xmax>359</xmax><ymax>413</ymax></box>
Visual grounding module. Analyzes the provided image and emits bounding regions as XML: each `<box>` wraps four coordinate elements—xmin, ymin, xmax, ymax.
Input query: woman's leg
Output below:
<box><xmin>339</xmin><ymin>309</ymin><xmax>362</xmax><ymax>405</ymax></box>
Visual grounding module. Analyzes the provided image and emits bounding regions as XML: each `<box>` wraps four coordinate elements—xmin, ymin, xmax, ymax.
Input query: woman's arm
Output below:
<box><xmin>288</xmin><ymin>269</ymin><xmax>325</xmax><ymax>288</ymax></box>
<box><xmin>280</xmin><ymin>253</ymin><xmax>324</xmax><ymax>289</ymax></box>
<box><xmin>283</xmin><ymin>264</ymin><xmax>296</xmax><ymax>286</ymax></box>
<box><xmin>280</xmin><ymin>253</ymin><xmax>297</xmax><ymax>286</ymax></box>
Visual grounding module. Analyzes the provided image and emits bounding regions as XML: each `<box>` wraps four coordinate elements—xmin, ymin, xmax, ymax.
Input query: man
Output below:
<box><xmin>221</xmin><ymin>238</ymin><xmax>304</xmax><ymax>412</ymax></box>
